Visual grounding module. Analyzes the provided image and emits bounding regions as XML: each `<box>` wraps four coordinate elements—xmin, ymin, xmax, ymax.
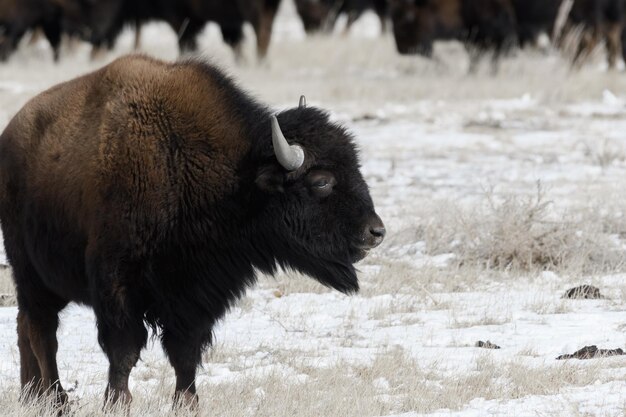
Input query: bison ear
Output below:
<box><xmin>256</xmin><ymin>164</ymin><xmax>285</xmax><ymax>193</ymax></box>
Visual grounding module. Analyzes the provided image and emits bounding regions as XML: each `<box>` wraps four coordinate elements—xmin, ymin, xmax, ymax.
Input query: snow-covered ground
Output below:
<box><xmin>2</xmin><ymin>1</ymin><xmax>626</xmax><ymax>416</ymax></box>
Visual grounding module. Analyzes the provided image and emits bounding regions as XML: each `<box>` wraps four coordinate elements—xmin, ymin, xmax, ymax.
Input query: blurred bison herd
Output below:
<box><xmin>0</xmin><ymin>0</ymin><xmax>625</xmax><ymax>70</ymax></box>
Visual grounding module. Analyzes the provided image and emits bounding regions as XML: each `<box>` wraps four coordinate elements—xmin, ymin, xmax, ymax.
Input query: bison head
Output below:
<box><xmin>254</xmin><ymin>97</ymin><xmax>385</xmax><ymax>294</ymax></box>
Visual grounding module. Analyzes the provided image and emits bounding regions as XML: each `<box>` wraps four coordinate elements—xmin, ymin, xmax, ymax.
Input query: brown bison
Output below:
<box><xmin>389</xmin><ymin>0</ymin><xmax>517</xmax><ymax>70</ymax></box>
<box><xmin>0</xmin><ymin>55</ymin><xmax>385</xmax><ymax>409</ymax></box>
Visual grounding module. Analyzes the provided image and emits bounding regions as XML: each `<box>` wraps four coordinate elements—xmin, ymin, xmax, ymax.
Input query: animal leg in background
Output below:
<box><xmin>0</xmin><ymin>27</ymin><xmax>25</xmax><ymax>61</ymax></box>
<box><xmin>374</xmin><ymin>0</ymin><xmax>388</xmax><ymax>33</ymax></box>
<box><xmin>573</xmin><ymin>27</ymin><xmax>601</xmax><ymax>68</ymax></box>
<box><xmin>252</xmin><ymin>8</ymin><xmax>278</xmax><ymax>60</ymax></box>
<box><xmin>133</xmin><ymin>19</ymin><xmax>142</xmax><ymax>50</ymax></box>
<box><xmin>605</xmin><ymin>22</ymin><xmax>623</xmax><ymax>69</ymax></box>
<box><xmin>176</xmin><ymin>19</ymin><xmax>205</xmax><ymax>54</ymax></box>
<box><xmin>343</xmin><ymin>10</ymin><xmax>361</xmax><ymax>34</ymax></box>
<box><xmin>41</xmin><ymin>20</ymin><xmax>61</xmax><ymax>62</ymax></box>
<box><xmin>221</xmin><ymin>25</ymin><xmax>245</xmax><ymax>62</ymax></box>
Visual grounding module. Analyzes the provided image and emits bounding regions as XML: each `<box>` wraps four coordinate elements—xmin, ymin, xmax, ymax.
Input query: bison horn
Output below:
<box><xmin>299</xmin><ymin>95</ymin><xmax>307</xmax><ymax>109</ymax></box>
<box><xmin>271</xmin><ymin>115</ymin><xmax>305</xmax><ymax>171</ymax></box>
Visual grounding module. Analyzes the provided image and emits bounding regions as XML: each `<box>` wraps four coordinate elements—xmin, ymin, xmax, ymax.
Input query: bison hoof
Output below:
<box><xmin>104</xmin><ymin>386</ymin><xmax>132</xmax><ymax>411</ymax></box>
<box><xmin>173</xmin><ymin>390</ymin><xmax>199</xmax><ymax>411</ymax></box>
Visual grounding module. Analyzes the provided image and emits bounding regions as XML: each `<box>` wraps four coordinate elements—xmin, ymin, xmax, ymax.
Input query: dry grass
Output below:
<box><xmin>524</xmin><ymin>296</ymin><xmax>575</xmax><ymax>315</ymax></box>
<box><xmin>582</xmin><ymin>139</ymin><xmax>626</xmax><ymax>169</ymax></box>
<box><xmin>449</xmin><ymin>313</ymin><xmax>511</xmax><ymax>329</ymax></box>
<box><xmin>0</xmin><ymin>267</ymin><xmax>14</xmax><ymax>294</ymax></box>
<box><xmin>0</xmin><ymin>267</ymin><xmax>16</xmax><ymax>306</ymax></box>
<box><xmin>0</xmin><ymin>347</ymin><xmax>614</xmax><ymax>417</ymax></box>
<box><xmin>396</xmin><ymin>184</ymin><xmax>626</xmax><ymax>276</ymax></box>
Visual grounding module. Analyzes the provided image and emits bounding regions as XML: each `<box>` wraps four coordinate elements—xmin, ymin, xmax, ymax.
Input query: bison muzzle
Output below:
<box><xmin>0</xmin><ymin>55</ymin><xmax>385</xmax><ymax>410</ymax></box>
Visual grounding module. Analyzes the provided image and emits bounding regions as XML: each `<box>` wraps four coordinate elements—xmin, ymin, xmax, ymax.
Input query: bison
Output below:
<box><xmin>0</xmin><ymin>54</ymin><xmax>385</xmax><ymax>409</ymax></box>
<box><xmin>389</xmin><ymin>0</ymin><xmax>517</xmax><ymax>71</ymax></box>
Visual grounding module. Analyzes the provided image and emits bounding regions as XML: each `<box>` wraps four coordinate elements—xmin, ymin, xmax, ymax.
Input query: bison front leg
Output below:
<box><xmin>161</xmin><ymin>330</ymin><xmax>209</xmax><ymax>410</ymax></box>
<box><xmin>90</xmin><ymin>265</ymin><xmax>146</xmax><ymax>409</ymax></box>
<box><xmin>97</xmin><ymin>315</ymin><xmax>147</xmax><ymax>409</ymax></box>
<box><xmin>88</xmin><ymin>251</ymin><xmax>148</xmax><ymax>409</ymax></box>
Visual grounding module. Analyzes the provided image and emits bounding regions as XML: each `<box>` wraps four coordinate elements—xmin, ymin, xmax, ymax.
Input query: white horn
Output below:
<box><xmin>271</xmin><ymin>115</ymin><xmax>305</xmax><ymax>171</ymax></box>
<box><xmin>299</xmin><ymin>95</ymin><xmax>307</xmax><ymax>109</ymax></box>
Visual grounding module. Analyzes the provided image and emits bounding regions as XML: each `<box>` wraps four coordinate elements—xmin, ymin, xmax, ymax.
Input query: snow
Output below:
<box><xmin>1</xmin><ymin>0</ymin><xmax>626</xmax><ymax>415</ymax></box>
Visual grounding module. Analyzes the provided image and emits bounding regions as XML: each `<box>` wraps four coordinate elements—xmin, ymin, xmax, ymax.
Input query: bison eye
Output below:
<box><xmin>313</xmin><ymin>179</ymin><xmax>329</xmax><ymax>188</ymax></box>
<box><xmin>306</xmin><ymin>170</ymin><xmax>336</xmax><ymax>198</ymax></box>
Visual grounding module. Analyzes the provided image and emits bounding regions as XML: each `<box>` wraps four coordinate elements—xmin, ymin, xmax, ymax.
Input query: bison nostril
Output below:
<box><xmin>355</xmin><ymin>214</ymin><xmax>385</xmax><ymax>250</ymax></box>
<box><xmin>370</xmin><ymin>226</ymin><xmax>386</xmax><ymax>239</ymax></box>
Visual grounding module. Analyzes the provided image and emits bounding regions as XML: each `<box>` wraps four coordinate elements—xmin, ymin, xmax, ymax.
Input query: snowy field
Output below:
<box><xmin>3</xmin><ymin>1</ymin><xmax>626</xmax><ymax>416</ymax></box>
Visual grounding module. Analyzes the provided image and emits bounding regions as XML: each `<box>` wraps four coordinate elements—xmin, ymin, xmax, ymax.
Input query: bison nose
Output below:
<box><xmin>363</xmin><ymin>215</ymin><xmax>385</xmax><ymax>249</ymax></box>
<box><xmin>370</xmin><ymin>225</ymin><xmax>386</xmax><ymax>240</ymax></box>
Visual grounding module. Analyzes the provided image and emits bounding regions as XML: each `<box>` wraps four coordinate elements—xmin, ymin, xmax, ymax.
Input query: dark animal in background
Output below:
<box><xmin>510</xmin><ymin>0</ymin><xmax>562</xmax><ymax>47</ymax></box>
<box><xmin>567</xmin><ymin>0</ymin><xmax>624</xmax><ymax>68</ymax></box>
<box><xmin>171</xmin><ymin>0</ymin><xmax>282</xmax><ymax>60</ymax></box>
<box><xmin>61</xmin><ymin>0</ymin><xmax>282</xmax><ymax>60</ymax></box>
<box><xmin>0</xmin><ymin>54</ymin><xmax>385</xmax><ymax>409</ymax></box>
<box><xmin>388</xmin><ymin>0</ymin><xmax>517</xmax><ymax>70</ymax></box>
<box><xmin>0</xmin><ymin>0</ymin><xmax>64</xmax><ymax>61</ymax></box>
<box><xmin>59</xmin><ymin>0</ymin><xmax>148</xmax><ymax>57</ymax></box>
<box><xmin>295</xmin><ymin>0</ymin><xmax>388</xmax><ymax>34</ymax></box>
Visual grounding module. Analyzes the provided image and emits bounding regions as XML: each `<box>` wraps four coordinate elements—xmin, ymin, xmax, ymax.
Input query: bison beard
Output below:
<box><xmin>0</xmin><ymin>55</ymin><xmax>384</xmax><ymax>410</ymax></box>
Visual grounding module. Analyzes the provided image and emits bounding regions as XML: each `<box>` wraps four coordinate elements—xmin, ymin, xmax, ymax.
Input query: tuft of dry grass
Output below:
<box><xmin>582</xmin><ymin>139</ymin><xmax>626</xmax><ymax>169</ymax></box>
<box><xmin>0</xmin><ymin>267</ymin><xmax>16</xmax><ymax>306</ymax></box>
<box><xmin>524</xmin><ymin>294</ymin><xmax>575</xmax><ymax>315</ymax></box>
<box><xmin>0</xmin><ymin>267</ymin><xmax>14</xmax><ymax>295</ymax></box>
<box><xmin>449</xmin><ymin>313</ymin><xmax>511</xmax><ymax>329</ymax></box>
<box><xmin>402</xmin><ymin>184</ymin><xmax>626</xmax><ymax>275</ymax></box>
